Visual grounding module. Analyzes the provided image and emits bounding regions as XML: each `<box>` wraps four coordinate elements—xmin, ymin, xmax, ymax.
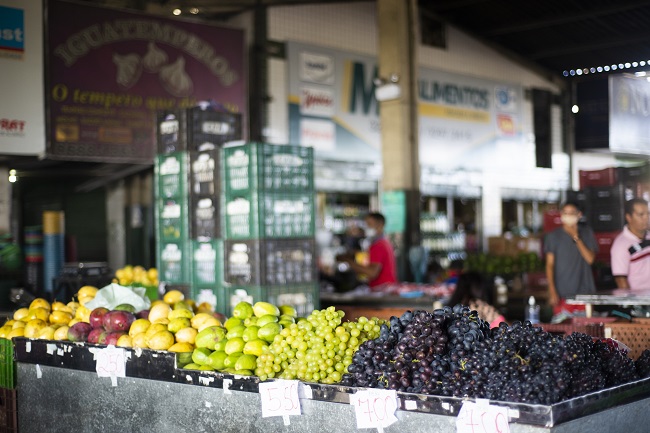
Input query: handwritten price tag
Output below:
<box><xmin>93</xmin><ymin>347</ymin><xmax>127</xmax><ymax>384</ymax></box>
<box><xmin>350</xmin><ymin>389</ymin><xmax>398</xmax><ymax>430</ymax></box>
<box><xmin>259</xmin><ymin>380</ymin><xmax>301</xmax><ymax>418</ymax></box>
<box><xmin>456</xmin><ymin>401</ymin><xmax>510</xmax><ymax>433</ymax></box>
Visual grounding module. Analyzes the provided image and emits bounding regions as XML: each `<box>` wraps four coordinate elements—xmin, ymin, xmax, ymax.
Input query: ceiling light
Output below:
<box><xmin>570</xmin><ymin>70</ymin><xmax>576</xmax><ymax>76</ymax></box>
<box><xmin>563</xmin><ymin>71</ymin><xmax>569</xmax><ymax>76</ymax></box>
<box><xmin>8</xmin><ymin>169</ymin><xmax>17</xmax><ymax>183</ymax></box>
<box><xmin>190</xmin><ymin>7</ymin><xmax>199</xmax><ymax>14</ymax></box>
<box><xmin>572</xmin><ymin>105</ymin><xmax>579</xmax><ymax>114</ymax></box>
<box><xmin>576</xmin><ymin>69</ymin><xmax>583</xmax><ymax>75</ymax></box>
<box><xmin>641</xmin><ymin>61</ymin><xmax>646</xmax><ymax>66</ymax></box>
<box><xmin>172</xmin><ymin>8</ymin><xmax>181</xmax><ymax>15</ymax></box>
<box><xmin>625</xmin><ymin>63</ymin><xmax>632</xmax><ymax>68</ymax></box>
<box><xmin>635</xmin><ymin>71</ymin><xmax>647</xmax><ymax>77</ymax></box>
<box><xmin>633</xmin><ymin>62</ymin><xmax>639</xmax><ymax>67</ymax></box>
<box><xmin>597</xmin><ymin>67</ymin><xmax>603</xmax><ymax>72</ymax></box>
<box><xmin>612</xmin><ymin>65</ymin><xmax>618</xmax><ymax>70</ymax></box>
<box><xmin>604</xmin><ymin>66</ymin><xmax>610</xmax><ymax>71</ymax></box>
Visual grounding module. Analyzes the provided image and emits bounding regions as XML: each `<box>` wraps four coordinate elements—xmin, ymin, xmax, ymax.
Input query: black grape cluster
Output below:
<box><xmin>341</xmin><ymin>305</ymin><xmax>642</xmax><ymax>405</ymax></box>
<box><xmin>635</xmin><ymin>349</ymin><xmax>650</xmax><ymax>378</ymax></box>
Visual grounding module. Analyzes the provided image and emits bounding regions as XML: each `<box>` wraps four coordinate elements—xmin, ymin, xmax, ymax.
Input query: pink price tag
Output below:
<box><xmin>259</xmin><ymin>380</ymin><xmax>301</xmax><ymax>418</ymax></box>
<box><xmin>350</xmin><ymin>389</ymin><xmax>398</xmax><ymax>429</ymax></box>
<box><xmin>456</xmin><ymin>401</ymin><xmax>510</xmax><ymax>433</ymax></box>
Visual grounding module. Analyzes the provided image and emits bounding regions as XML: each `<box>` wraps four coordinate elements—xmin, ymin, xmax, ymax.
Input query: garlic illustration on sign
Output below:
<box><xmin>113</xmin><ymin>53</ymin><xmax>143</xmax><ymax>88</ymax></box>
<box><xmin>142</xmin><ymin>41</ymin><xmax>168</xmax><ymax>73</ymax></box>
<box><xmin>159</xmin><ymin>56</ymin><xmax>193</xmax><ymax>97</ymax></box>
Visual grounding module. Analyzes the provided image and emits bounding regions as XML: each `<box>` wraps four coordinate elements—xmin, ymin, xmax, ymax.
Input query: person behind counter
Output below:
<box><xmin>611</xmin><ymin>198</ymin><xmax>650</xmax><ymax>290</ymax></box>
<box><xmin>447</xmin><ymin>271</ymin><xmax>505</xmax><ymax>328</ymax></box>
<box><xmin>544</xmin><ymin>201</ymin><xmax>598</xmax><ymax>312</ymax></box>
<box><xmin>344</xmin><ymin>212</ymin><xmax>398</xmax><ymax>289</ymax></box>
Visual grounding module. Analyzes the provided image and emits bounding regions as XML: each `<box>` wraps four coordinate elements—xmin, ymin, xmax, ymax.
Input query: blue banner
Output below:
<box><xmin>0</xmin><ymin>5</ymin><xmax>24</xmax><ymax>58</ymax></box>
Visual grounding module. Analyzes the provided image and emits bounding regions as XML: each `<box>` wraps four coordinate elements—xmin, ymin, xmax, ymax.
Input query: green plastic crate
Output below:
<box><xmin>221</xmin><ymin>283</ymin><xmax>319</xmax><ymax>317</ymax></box>
<box><xmin>155</xmin><ymin>152</ymin><xmax>189</xmax><ymax>199</ymax></box>
<box><xmin>0</xmin><ymin>338</ymin><xmax>15</xmax><ymax>389</ymax></box>
<box><xmin>156</xmin><ymin>241</ymin><xmax>190</xmax><ymax>284</ymax></box>
<box><xmin>223</xmin><ymin>191</ymin><xmax>315</xmax><ymax>239</ymax></box>
<box><xmin>222</xmin><ymin>142</ymin><xmax>314</xmax><ymax>194</ymax></box>
<box><xmin>155</xmin><ymin>197</ymin><xmax>190</xmax><ymax>242</ymax></box>
<box><xmin>190</xmin><ymin>239</ymin><xmax>223</xmax><ymax>287</ymax></box>
<box><xmin>190</xmin><ymin>286</ymin><xmax>225</xmax><ymax>315</ymax></box>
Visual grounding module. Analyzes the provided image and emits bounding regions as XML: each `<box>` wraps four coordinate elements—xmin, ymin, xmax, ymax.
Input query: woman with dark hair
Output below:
<box><xmin>447</xmin><ymin>271</ymin><xmax>506</xmax><ymax>328</ymax></box>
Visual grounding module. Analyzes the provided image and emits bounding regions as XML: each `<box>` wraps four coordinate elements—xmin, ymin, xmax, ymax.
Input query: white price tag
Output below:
<box><xmin>456</xmin><ymin>401</ymin><xmax>510</xmax><ymax>433</ymax></box>
<box><xmin>258</xmin><ymin>380</ymin><xmax>301</xmax><ymax>418</ymax></box>
<box><xmin>92</xmin><ymin>346</ymin><xmax>127</xmax><ymax>383</ymax></box>
<box><xmin>350</xmin><ymin>389</ymin><xmax>398</xmax><ymax>430</ymax></box>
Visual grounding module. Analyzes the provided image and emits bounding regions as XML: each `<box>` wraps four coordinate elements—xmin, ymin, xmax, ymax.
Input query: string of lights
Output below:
<box><xmin>563</xmin><ymin>61</ymin><xmax>648</xmax><ymax>77</ymax></box>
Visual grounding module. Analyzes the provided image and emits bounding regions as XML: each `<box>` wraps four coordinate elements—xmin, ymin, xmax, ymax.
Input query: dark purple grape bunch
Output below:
<box><xmin>635</xmin><ymin>349</ymin><xmax>650</xmax><ymax>378</ymax></box>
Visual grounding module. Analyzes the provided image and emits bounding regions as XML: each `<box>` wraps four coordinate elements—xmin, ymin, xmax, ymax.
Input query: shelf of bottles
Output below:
<box><xmin>420</xmin><ymin>212</ymin><xmax>467</xmax><ymax>261</ymax></box>
<box><xmin>322</xmin><ymin>204</ymin><xmax>369</xmax><ymax>235</ymax></box>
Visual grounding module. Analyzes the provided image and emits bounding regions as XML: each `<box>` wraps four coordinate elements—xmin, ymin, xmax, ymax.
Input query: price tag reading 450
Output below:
<box><xmin>350</xmin><ymin>389</ymin><xmax>398</xmax><ymax>430</ymax></box>
<box><xmin>259</xmin><ymin>380</ymin><xmax>301</xmax><ymax>418</ymax></box>
<box><xmin>456</xmin><ymin>401</ymin><xmax>510</xmax><ymax>433</ymax></box>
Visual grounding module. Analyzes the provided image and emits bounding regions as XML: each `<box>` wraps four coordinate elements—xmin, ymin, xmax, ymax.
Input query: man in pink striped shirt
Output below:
<box><xmin>611</xmin><ymin>198</ymin><xmax>650</xmax><ymax>290</ymax></box>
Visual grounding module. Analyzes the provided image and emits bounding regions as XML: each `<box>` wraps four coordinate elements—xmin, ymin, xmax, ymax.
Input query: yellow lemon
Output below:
<box><xmin>129</xmin><ymin>319</ymin><xmax>151</xmax><ymax>337</ymax></box>
<box><xmin>169</xmin><ymin>309</ymin><xmax>194</xmax><ymax>321</ymax></box>
<box><xmin>37</xmin><ymin>326</ymin><xmax>56</xmax><ymax>340</ymax></box>
<box><xmin>77</xmin><ymin>295</ymin><xmax>95</xmax><ymax>307</ymax></box>
<box><xmin>4</xmin><ymin>320</ymin><xmax>14</xmax><ymax>327</ymax></box>
<box><xmin>190</xmin><ymin>313</ymin><xmax>220</xmax><ymax>331</ymax></box>
<box><xmin>132</xmin><ymin>332</ymin><xmax>149</xmax><ymax>348</ymax></box>
<box><xmin>24</xmin><ymin>319</ymin><xmax>48</xmax><ymax>338</ymax></box>
<box><xmin>117</xmin><ymin>335</ymin><xmax>133</xmax><ymax>348</ymax></box>
<box><xmin>196</xmin><ymin>302</ymin><xmax>214</xmax><ymax>314</ymax></box>
<box><xmin>147</xmin><ymin>330</ymin><xmax>175</xmax><ymax>350</ymax></box>
<box><xmin>168</xmin><ymin>317</ymin><xmax>191</xmax><ymax>334</ymax></box>
<box><xmin>145</xmin><ymin>323</ymin><xmax>168</xmax><ymax>339</ymax></box>
<box><xmin>30</xmin><ymin>298</ymin><xmax>51</xmax><ymax>311</ymax></box>
<box><xmin>53</xmin><ymin>326</ymin><xmax>69</xmax><ymax>341</ymax></box>
<box><xmin>0</xmin><ymin>325</ymin><xmax>12</xmax><ymax>339</ymax></box>
<box><xmin>77</xmin><ymin>285</ymin><xmax>98</xmax><ymax>298</ymax></box>
<box><xmin>27</xmin><ymin>307</ymin><xmax>49</xmax><ymax>322</ymax></box>
<box><xmin>67</xmin><ymin>318</ymin><xmax>81</xmax><ymax>327</ymax></box>
<box><xmin>12</xmin><ymin>321</ymin><xmax>26</xmax><ymax>330</ymax></box>
<box><xmin>148</xmin><ymin>303</ymin><xmax>172</xmax><ymax>323</ymax></box>
<box><xmin>49</xmin><ymin>311</ymin><xmax>73</xmax><ymax>325</ymax></box>
<box><xmin>152</xmin><ymin>317</ymin><xmax>169</xmax><ymax>325</ymax></box>
<box><xmin>147</xmin><ymin>268</ymin><xmax>158</xmax><ymax>281</ymax></box>
<box><xmin>13</xmin><ymin>308</ymin><xmax>29</xmax><ymax>321</ymax></box>
<box><xmin>8</xmin><ymin>328</ymin><xmax>24</xmax><ymax>339</ymax></box>
<box><xmin>66</xmin><ymin>301</ymin><xmax>80</xmax><ymax>314</ymax></box>
<box><xmin>163</xmin><ymin>290</ymin><xmax>185</xmax><ymax>305</ymax></box>
<box><xmin>168</xmin><ymin>342</ymin><xmax>194</xmax><ymax>353</ymax></box>
<box><xmin>75</xmin><ymin>305</ymin><xmax>91</xmax><ymax>322</ymax></box>
<box><xmin>184</xmin><ymin>299</ymin><xmax>197</xmax><ymax>313</ymax></box>
<box><xmin>174</xmin><ymin>327</ymin><xmax>198</xmax><ymax>345</ymax></box>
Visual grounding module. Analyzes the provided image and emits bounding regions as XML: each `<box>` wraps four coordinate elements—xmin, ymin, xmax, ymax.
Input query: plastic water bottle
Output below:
<box><xmin>526</xmin><ymin>296</ymin><xmax>540</xmax><ymax>324</ymax></box>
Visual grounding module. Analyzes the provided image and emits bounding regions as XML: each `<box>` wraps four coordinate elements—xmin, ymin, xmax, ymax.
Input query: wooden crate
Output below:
<box><xmin>537</xmin><ymin>322</ymin><xmax>604</xmax><ymax>338</ymax></box>
<box><xmin>605</xmin><ymin>322</ymin><xmax>650</xmax><ymax>360</ymax></box>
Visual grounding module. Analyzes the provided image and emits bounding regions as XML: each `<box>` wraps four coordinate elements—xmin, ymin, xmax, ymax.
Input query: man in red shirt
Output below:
<box><xmin>347</xmin><ymin>212</ymin><xmax>398</xmax><ymax>288</ymax></box>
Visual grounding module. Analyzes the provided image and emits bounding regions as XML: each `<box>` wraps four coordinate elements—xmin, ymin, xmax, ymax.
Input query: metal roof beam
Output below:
<box><xmin>530</xmin><ymin>33</ymin><xmax>650</xmax><ymax>60</ymax></box>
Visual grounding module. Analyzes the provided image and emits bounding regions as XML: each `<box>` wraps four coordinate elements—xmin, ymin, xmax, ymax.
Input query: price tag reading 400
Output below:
<box><xmin>350</xmin><ymin>389</ymin><xmax>398</xmax><ymax>430</ymax></box>
<box><xmin>456</xmin><ymin>401</ymin><xmax>510</xmax><ymax>433</ymax></box>
<box><xmin>259</xmin><ymin>380</ymin><xmax>301</xmax><ymax>418</ymax></box>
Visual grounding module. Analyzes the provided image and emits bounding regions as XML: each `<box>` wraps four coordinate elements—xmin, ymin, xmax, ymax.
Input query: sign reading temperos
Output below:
<box><xmin>287</xmin><ymin>41</ymin><xmax>524</xmax><ymax>170</ymax></box>
<box><xmin>46</xmin><ymin>0</ymin><xmax>246</xmax><ymax>163</ymax></box>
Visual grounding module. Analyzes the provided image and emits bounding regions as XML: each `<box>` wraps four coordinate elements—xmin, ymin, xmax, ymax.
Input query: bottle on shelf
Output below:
<box><xmin>526</xmin><ymin>295</ymin><xmax>540</xmax><ymax>324</ymax></box>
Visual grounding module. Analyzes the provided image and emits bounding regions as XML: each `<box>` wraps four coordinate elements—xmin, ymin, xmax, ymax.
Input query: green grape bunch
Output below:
<box><xmin>255</xmin><ymin>306</ymin><xmax>385</xmax><ymax>383</ymax></box>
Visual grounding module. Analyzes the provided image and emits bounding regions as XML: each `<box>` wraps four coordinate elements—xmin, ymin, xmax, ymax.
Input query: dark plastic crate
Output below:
<box><xmin>594</xmin><ymin>231</ymin><xmax>621</xmax><ymax>263</ymax></box>
<box><xmin>587</xmin><ymin>185</ymin><xmax>624</xmax><ymax>208</ymax></box>
<box><xmin>156</xmin><ymin>108</ymin><xmax>242</xmax><ymax>154</ymax></box>
<box><xmin>222</xmin><ymin>142</ymin><xmax>314</xmax><ymax>194</ymax></box>
<box><xmin>223</xmin><ymin>238</ymin><xmax>317</xmax><ymax>286</ymax></box>
<box><xmin>0</xmin><ymin>339</ymin><xmax>14</xmax><ymax>390</ymax></box>
<box><xmin>0</xmin><ymin>387</ymin><xmax>17</xmax><ymax>432</ymax></box>
<box><xmin>223</xmin><ymin>191</ymin><xmax>315</xmax><ymax>239</ymax></box>
<box><xmin>190</xmin><ymin>195</ymin><xmax>220</xmax><ymax>240</ymax></box>
<box><xmin>619</xmin><ymin>163</ymin><xmax>650</xmax><ymax>183</ymax></box>
<box><xmin>189</xmin><ymin>149</ymin><xmax>220</xmax><ymax>197</ymax></box>
<box><xmin>221</xmin><ymin>283</ymin><xmax>319</xmax><ymax>317</ymax></box>
<box><xmin>589</xmin><ymin>206</ymin><xmax>625</xmax><ymax>232</ymax></box>
<box><xmin>155</xmin><ymin>152</ymin><xmax>189</xmax><ymax>199</ymax></box>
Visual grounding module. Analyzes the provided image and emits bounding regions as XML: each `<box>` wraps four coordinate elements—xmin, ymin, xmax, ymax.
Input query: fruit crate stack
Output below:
<box><xmin>221</xmin><ymin>142</ymin><xmax>318</xmax><ymax>317</ymax></box>
<box><xmin>154</xmin><ymin>105</ymin><xmax>242</xmax><ymax>311</ymax></box>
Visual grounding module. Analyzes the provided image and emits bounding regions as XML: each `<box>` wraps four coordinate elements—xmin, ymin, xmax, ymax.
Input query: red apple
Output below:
<box><xmin>67</xmin><ymin>322</ymin><xmax>93</xmax><ymax>342</ymax></box>
<box><xmin>102</xmin><ymin>310</ymin><xmax>136</xmax><ymax>333</ymax></box>
<box><xmin>104</xmin><ymin>331</ymin><xmax>126</xmax><ymax>346</ymax></box>
<box><xmin>87</xmin><ymin>328</ymin><xmax>107</xmax><ymax>344</ymax></box>
<box><xmin>89</xmin><ymin>307</ymin><xmax>110</xmax><ymax>329</ymax></box>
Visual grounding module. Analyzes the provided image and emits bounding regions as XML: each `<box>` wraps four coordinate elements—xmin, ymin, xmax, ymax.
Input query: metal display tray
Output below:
<box><xmin>12</xmin><ymin>338</ymin><xmax>650</xmax><ymax>427</ymax></box>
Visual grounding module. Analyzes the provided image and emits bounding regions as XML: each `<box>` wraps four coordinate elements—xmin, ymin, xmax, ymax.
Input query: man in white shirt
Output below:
<box><xmin>611</xmin><ymin>198</ymin><xmax>650</xmax><ymax>290</ymax></box>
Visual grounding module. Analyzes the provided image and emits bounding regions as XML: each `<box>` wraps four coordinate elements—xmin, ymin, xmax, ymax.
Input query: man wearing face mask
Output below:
<box><xmin>544</xmin><ymin>202</ymin><xmax>598</xmax><ymax>310</ymax></box>
<box><xmin>611</xmin><ymin>198</ymin><xmax>650</xmax><ymax>290</ymax></box>
<box><xmin>345</xmin><ymin>212</ymin><xmax>398</xmax><ymax>289</ymax></box>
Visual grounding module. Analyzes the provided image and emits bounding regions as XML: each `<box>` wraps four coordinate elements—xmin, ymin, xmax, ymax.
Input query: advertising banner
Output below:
<box><xmin>287</xmin><ymin>42</ymin><xmax>381</xmax><ymax>163</ymax></box>
<box><xmin>609</xmin><ymin>74</ymin><xmax>650</xmax><ymax>155</ymax></box>
<box><xmin>46</xmin><ymin>0</ymin><xmax>245</xmax><ymax>163</ymax></box>
<box><xmin>287</xmin><ymin>41</ymin><xmax>524</xmax><ymax>169</ymax></box>
<box><xmin>0</xmin><ymin>0</ymin><xmax>46</xmax><ymax>155</ymax></box>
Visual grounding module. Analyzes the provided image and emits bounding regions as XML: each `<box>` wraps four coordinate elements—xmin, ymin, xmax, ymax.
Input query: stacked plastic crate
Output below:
<box><xmin>221</xmin><ymin>142</ymin><xmax>317</xmax><ymax>317</ymax></box>
<box><xmin>154</xmin><ymin>106</ymin><xmax>241</xmax><ymax>311</ymax></box>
